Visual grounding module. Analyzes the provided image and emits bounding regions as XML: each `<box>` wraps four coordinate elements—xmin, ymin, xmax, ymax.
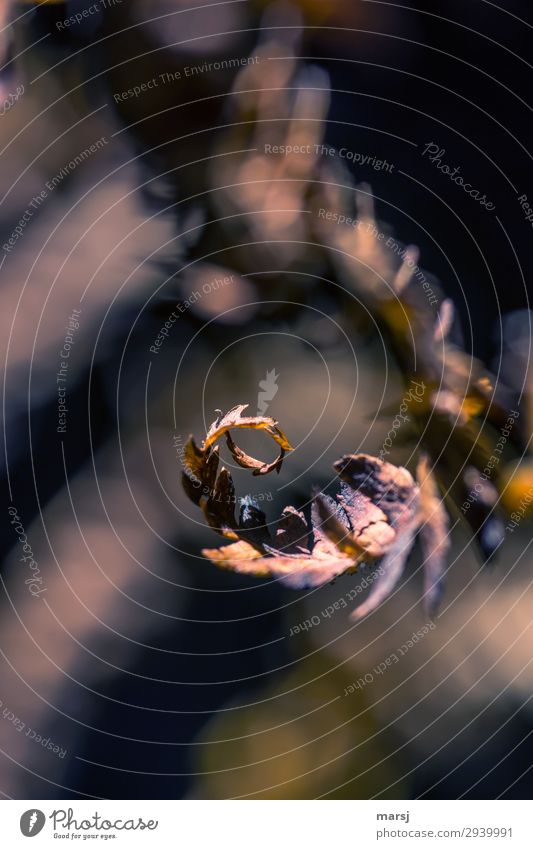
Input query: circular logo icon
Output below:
<box><xmin>20</xmin><ymin>810</ymin><xmax>46</xmax><ymax>837</ymax></box>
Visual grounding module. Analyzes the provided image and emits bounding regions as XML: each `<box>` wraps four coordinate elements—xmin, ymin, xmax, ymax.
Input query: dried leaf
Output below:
<box><xmin>203</xmin><ymin>539</ymin><xmax>269</xmax><ymax>576</ymax></box>
<box><xmin>313</xmin><ymin>487</ymin><xmax>403</xmax><ymax>567</ymax></box>
<box><xmin>272</xmin><ymin>506</ymin><xmax>310</xmax><ymax>554</ymax></box>
<box><xmin>350</xmin><ymin>527</ymin><xmax>419</xmax><ymax>620</ymax></box>
<box><xmin>183</xmin><ymin>408</ymin><xmax>452</xmax><ymax>618</ymax></box>
<box><xmin>264</xmin><ymin>548</ymin><xmax>356</xmax><ymax>590</ymax></box>
<box><xmin>204</xmin><ymin>500</ymin><xmax>355</xmax><ymax>588</ymax></box>
<box><xmin>333</xmin><ymin>454</ymin><xmax>419</xmax><ymax>528</ymax></box>
<box><xmin>204</xmin><ymin>404</ymin><xmax>293</xmax><ymax>452</ymax></box>
<box><xmin>181</xmin><ymin>404</ymin><xmax>294</xmax><ymax>537</ymax></box>
<box><xmin>263</xmin><ymin>499</ymin><xmax>357</xmax><ymax>589</ymax></box>
<box><xmin>320</xmin><ymin>182</ymin><xmax>523</xmax><ymax>567</ymax></box>
<box><xmin>335</xmin><ymin>454</ymin><xmax>421</xmax><ymax>619</ymax></box>
<box><xmin>181</xmin><ymin>436</ymin><xmax>218</xmax><ymax>506</ymax></box>
<box><xmin>226</xmin><ymin>431</ymin><xmax>285</xmax><ymax>476</ymax></box>
<box><xmin>203</xmin><ymin>466</ymin><xmax>238</xmax><ymax>539</ymax></box>
<box><xmin>236</xmin><ymin>497</ymin><xmax>271</xmax><ymax>548</ymax></box>
<box><xmin>198</xmin><ymin>450</ymin><xmax>422</xmax><ymax>606</ymax></box>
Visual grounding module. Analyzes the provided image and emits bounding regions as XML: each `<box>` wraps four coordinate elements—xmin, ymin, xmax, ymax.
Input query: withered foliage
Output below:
<box><xmin>182</xmin><ymin>408</ymin><xmax>450</xmax><ymax>619</ymax></box>
<box><xmin>171</xmin><ymin>10</ymin><xmax>532</xmax><ymax>621</ymax></box>
<box><xmin>197</xmin><ymin>27</ymin><xmax>533</xmax><ymax>558</ymax></box>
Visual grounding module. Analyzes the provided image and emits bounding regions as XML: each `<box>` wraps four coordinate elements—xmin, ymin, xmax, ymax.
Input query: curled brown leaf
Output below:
<box><xmin>205</xmin><ymin>404</ymin><xmax>293</xmax><ymax>452</ymax></box>
<box><xmin>181</xmin><ymin>404</ymin><xmax>293</xmax><ymax>536</ymax></box>
<box><xmin>181</xmin><ymin>409</ymin><xmax>447</xmax><ymax>615</ymax></box>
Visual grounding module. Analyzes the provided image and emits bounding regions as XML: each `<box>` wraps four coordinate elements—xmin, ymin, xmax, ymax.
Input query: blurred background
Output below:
<box><xmin>0</xmin><ymin>0</ymin><xmax>532</xmax><ymax>799</ymax></box>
